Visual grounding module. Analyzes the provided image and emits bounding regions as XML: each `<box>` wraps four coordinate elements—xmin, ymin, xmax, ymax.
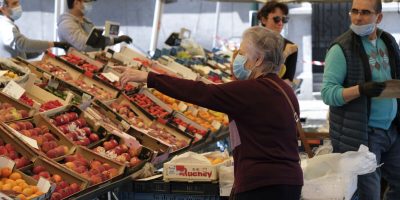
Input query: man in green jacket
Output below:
<box><xmin>321</xmin><ymin>0</ymin><xmax>400</xmax><ymax>199</ymax></box>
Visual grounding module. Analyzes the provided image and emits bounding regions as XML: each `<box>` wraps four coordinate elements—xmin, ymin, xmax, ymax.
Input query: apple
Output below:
<box><xmin>33</xmin><ymin>165</ymin><xmax>46</xmax><ymax>174</ymax></box>
<box><xmin>89</xmin><ymin>133</ymin><xmax>99</xmax><ymax>142</ymax></box>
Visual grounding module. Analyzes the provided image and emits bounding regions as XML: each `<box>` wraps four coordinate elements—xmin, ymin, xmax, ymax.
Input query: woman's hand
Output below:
<box><xmin>113</xmin><ymin>67</ymin><xmax>149</xmax><ymax>87</ymax></box>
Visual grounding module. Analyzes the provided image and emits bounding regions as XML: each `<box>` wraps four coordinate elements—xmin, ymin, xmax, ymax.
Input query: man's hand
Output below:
<box><xmin>120</xmin><ymin>68</ymin><xmax>149</xmax><ymax>86</ymax></box>
<box><xmin>114</xmin><ymin>35</ymin><xmax>133</xmax><ymax>44</ymax></box>
<box><xmin>53</xmin><ymin>42</ymin><xmax>71</xmax><ymax>52</ymax></box>
<box><xmin>359</xmin><ymin>82</ymin><xmax>386</xmax><ymax>97</ymax></box>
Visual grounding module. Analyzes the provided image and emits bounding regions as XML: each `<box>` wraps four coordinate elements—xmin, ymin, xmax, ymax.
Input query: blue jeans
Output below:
<box><xmin>358</xmin><ymin>125</ymin><xmax>400</xmax><ymax>200</ymax></box>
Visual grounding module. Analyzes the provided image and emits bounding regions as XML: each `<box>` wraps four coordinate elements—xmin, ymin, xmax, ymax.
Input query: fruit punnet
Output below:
<box><xmin>8</xmin><ymin>121</ymin><xmax>70</xmax><ymax>159</ymax></box>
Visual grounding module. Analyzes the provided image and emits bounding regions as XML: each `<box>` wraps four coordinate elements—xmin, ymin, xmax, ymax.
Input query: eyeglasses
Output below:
<box><xmin>349</xmin><ymin>8</ymin><xmax>376</xmax><ymax>16</ymax></box>
<box><xmin>272</xmin><ymin>16</ymin><xmax>289</xmax><ymax>24</ymax></box>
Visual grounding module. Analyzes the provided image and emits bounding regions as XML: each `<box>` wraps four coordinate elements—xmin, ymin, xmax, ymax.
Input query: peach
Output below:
<box><xmin>1</xmin><ymin>168</ymin><xmax>12</xmax><ymax>178</ymax></box>
<box><xmin>22</xmin><ymin>187</ymin><xmax>34</xmax><ymax>196</ymax></box>
<box><xmin>38</xmin><ymin>171</ymin><xmax>50</xmax><ymax>179</ymax></box>
<box><xmin>65</xmin><ymin>162</ymin><xmax>75</xmax><ymax>169</ymax></box>
<box><xmin>9</xmin><ymin>172</ymin><xmax>22</xmax><ymax>180</ymax></box>
<box><xmin>32</xmin><ymin>166</ymin><xmax>46</xmax><ymax>174</ymax></box>
<box><xmin>52</xmin><ymin>174</ymin><xmax>62</xmax><ymax>183</ymax></box>
<box><xmin>12</xmin><ymin>185</ymin><xmax>22</xmax><ymax>193</ymax></box>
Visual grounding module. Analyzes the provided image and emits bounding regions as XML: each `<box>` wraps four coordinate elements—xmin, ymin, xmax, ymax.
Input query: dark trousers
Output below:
<box><xmin>234</xmin><ymin>185</ymin><xmax>302</xmax><ymax>200</ymax></box>
<box><xmin>357</xmin><ymin>125</ymin><xmax>400</xmax><ymax>200</ymax></box>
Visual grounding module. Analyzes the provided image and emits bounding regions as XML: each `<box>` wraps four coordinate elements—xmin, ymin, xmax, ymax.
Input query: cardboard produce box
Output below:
<box><xmin>0</xmin><ymin>126</ymin><xmax>36</xmax><ymax>168</ymax></box>
<box><xmin>28</xmin><ymin>53</ymin><xmax>119</xmax><ymax>101</ymax></box>
<box><xmin>20</xmin><ymin>157</ymin><xmax>88</xmax><ymax>199</ymax></box>
<box><xmin>163</xmin><ymin>151</ymin><xmax>231</xmax><ymax>182</ymax></box>
<box><xmin>2</xmin><ymin>115</ymin><xmax>76</xmax><ymax>160</ymax></box>
<box><xmin>96</xmin><ymin>94</ymin><xmax>153</xmax><ymax>129</ymax></box>
<box><xmin>59</xmin><ymin>48</ymin><xmax>105</xmax><ymax>73</ymax></box>
<box><xmin>126</xmin><ymin>126</ymin><xmax>171</xmax><ymax>165</ymax></box>
<box><xmin>39</xmin><ymin>105</ymin><xmax>107</xmax><ymax>148</ymax></box>
<box><xmin>0</xmin><ymin>92</ymin><xmax>35</xmax><ymax>122</ymax></box>
<box><xmin>90</xmin><ymin>132</ymin><xmax>153</xmax><ymax>175</ymax></box>
<box><xmin>56</xmin><ymin>146</ymin><xmax>125</xmax><ymax>187</ymax></box>
<box><xmin>0</xmin><ymin>156</ymin><xmax>53</xmax><ymax>200</ymax></box>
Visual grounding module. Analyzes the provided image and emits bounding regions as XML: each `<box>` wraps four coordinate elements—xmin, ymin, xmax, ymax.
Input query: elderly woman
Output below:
<box><xmin>120</xmin><ymin>26</ymin><xmax>303</xmax><ymax>199</ymax></box>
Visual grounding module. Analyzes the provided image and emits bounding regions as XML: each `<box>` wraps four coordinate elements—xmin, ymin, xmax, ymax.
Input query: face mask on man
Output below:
<box><xmin>350</xmin><ymin>22</ymin><xmax>376</xmax><ymax>37</ymax></box>
<box><xmin>233</xmin><ymin>54</ymin><xmax>252</xmax><ymax>80</ymax></box>
<box><xmin>82</xmin><ymin>2</ymin><xmax>93</xmax><ymax>15</ymax></box>
<box><xmin>9</xmin><ymin>5</ymin><xmax>22</xmax><ymax>21</ymax></box>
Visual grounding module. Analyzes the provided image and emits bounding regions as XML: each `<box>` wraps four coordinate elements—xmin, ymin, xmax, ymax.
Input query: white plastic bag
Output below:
<box><xmin>219</xmin><ymin>166</ymin><xmax>234</xmax><ymax>197</ymax></box>
<box><xmin>302</xmin><ymin>145</ymin><xmax>378</xmax><ymax>200</ymax></box>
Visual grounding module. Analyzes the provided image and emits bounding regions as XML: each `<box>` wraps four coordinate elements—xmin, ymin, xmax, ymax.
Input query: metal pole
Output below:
<box><xmin>53</xmin><ymin>0</ymin><xmax>66</xmax><ymax>54</ymax></box>
<box><xmin>212</xmin><ymin>1</ymin><xmax>221</xmax><ymax>49</ymax></box>
<box><xmin>149</xmin><ymin>0</ymin><xmax>164</xmax><ymax>54</ymax></box>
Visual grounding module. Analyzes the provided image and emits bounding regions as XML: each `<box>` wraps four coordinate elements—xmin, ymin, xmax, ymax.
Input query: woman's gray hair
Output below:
<box><xmin>242</xmin><ymin>26</ymin><xmax>284</xmax><ymax>74</ymax></box>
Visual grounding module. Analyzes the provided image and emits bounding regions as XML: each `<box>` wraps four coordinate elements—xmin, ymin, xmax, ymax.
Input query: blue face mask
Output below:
<box><xmin>350</xmin><ymin>23</ymin><xmax>375</xmax><ymax>37</ymax></box>
<box><xmin>233</xmin><ymin>54</ymin><xmax>251</xmax><ymax>80</ymax></box>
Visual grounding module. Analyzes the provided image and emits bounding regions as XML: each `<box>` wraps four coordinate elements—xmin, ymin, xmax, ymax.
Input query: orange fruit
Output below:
<box><xmin>27</xmin><ymin>194</ymin><xmax>39</xmax><ymax>199</ymax></box>
<box><xmin>5</xmin><ymin>179</ymin><xmax>16</xmax><ymax>187</ymax></box>
<box><xmin>15</xmin><ymin>179</ymin><xmax>25</xmax><ymax>185</ymax></box>
<box><xmin>22</xmin><ymin>187</ymin><xmax>33</xmax><ymax>196</ymax></box>
<box><xmin>30</xmin><ymin>186</ymin><xmax>38</xmax><ymax>194</ymax></box>
<box><xmin>9</xmin><ymin>172</ymin><xmax>22</xmax><ymax>180</ymax></box>
<box><xmin>1</xmin><ymin>168</ymin><xmax>11</xmax><ymax>178</ymax></box>
<box><xmin>2</xmin><ymin>183</ymin><xmax>12</xmax><ymax>190</ymax></box>
<box><xmin>16</xmin><ymin>194</ymin><xmax>26</xmax><ymax>200</ymax></box>
<box><xmin>12</xmin><ymin>185</ymin><xmax>22</xmax><ymax>193</ymax></box>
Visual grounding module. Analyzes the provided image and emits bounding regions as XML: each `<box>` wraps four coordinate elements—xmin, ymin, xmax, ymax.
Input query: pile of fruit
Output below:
<box><xmin>38</xmin><ymin>63</ymin><xmax>73</xmax><ymax>81</ymax></box>
<box><xmin>147</xmin><ymin>125</ymin><xmax>189</xmax><ymax>151</ymax></box>
<box><xmin>0</xmin><ymin>139</ymin><xmax>30</xmax><ymax>168</ymax></box>
<box><xmin>94</xmin><ymin>137</ymin><xmax>142</xmax><ymax>167</ymax></box>
<box><xmin>8</xmin><ymin>121</ymin><xmax>70</xmax><ymax>159</ymax></box>
<box><xmin>30</xmin><ymin>165</ymin><xmax>82</xmax><ymax>199</ymax></box>
<box><xmin>97</xmin><ymin>73</ymin><xmax>122</xmax><ymax>89</ymax></box>
<box><xmin>50</xmin><ymin>112</ymin><xmax>100</xmax><ymax>146</ymax></box>
<box><xmin>19</xmin><ymin>94</ymin><xmax>34</xmax><ymax>107</ymax></box>
<box><xmin>71</xmin><ymin>80</ymin><xmax>113</xmax><ymax>100</ymax></box>
<box><xmin>0</xmin><ymin>167</ymin><xmax>44</xmax><ymax>200</ymax></box>
<box><xmin>0</xmin><ymin>102</ymin><xmax>29</xmax><ymax>122</ymax></box>
<box><xmin>63</xmin><ymin>153</ymin><xmax>120</xmax><ymax>185</ymax></box>
<box><xmin>61</xmin><ymin>54</ymin><xmax>100</xmax><ymax>73</ymax></box>
<box><xmin>129</xmin><ymin>94</ymin><xmax>169</xmax><ymax>119</ymax></box>
<box><xmin>39</xmin><ymin>100</ymin><xmax>63</xmax><ymax>112</ymax></box>
<box><xmin>109</xmin><ymin>102</ymin><xmax>146</xmax><ymax>128</ymax></box>
<box><xmin>171</xmin><ymin>117</ymin><xmax>207</xmax><ymax>139</ymax></box>
<box><xmin>3</xmin><ymin>71</ymin><xmax>19</xmax><ymax>79</ymax></box>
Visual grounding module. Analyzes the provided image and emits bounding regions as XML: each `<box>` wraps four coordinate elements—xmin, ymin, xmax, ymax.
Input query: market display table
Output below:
<box><xmin>117</xmin><ymin>177</ymin><xmax>220</xmax><ymax>200</ymax></box>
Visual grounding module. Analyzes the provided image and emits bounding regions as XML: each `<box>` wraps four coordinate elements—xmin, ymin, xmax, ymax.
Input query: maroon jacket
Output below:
<box><xmin>147</xmin><ymin>72</ymin><xmax>303</xmax><ymax>193</ymax></box>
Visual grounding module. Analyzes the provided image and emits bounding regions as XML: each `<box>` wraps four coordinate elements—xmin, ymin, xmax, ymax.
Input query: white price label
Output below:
<box><xmin>0</xmin><ymin>70</ymin><xmax>9</xmax><ymax>77</ymax></box>
<box><xmin>188</xmin><ymin>106</ymin><xmax>198</xmax><ymax>116</ymax></box>
<box><xmin>38</xmin><ymin>177</ymin><xmax>52</xmax><ymax>193</ymax></box>
<box><xmin>177</xmin><ymin>102</ymin><xmax>188</xmax><ymax>112</ymax></box>
<box><xmin>178</xmin><ymin>125</ymin><xmax>186</xmax><ymax>132</ymax></box>
<box><xmin>211</xmin><ymin>120</ymin><xmax>221</xmax><ymax>130</ymax></box>
<box><xmin>48</xmin><ymin>78</ymin><xmax>60</xmax><ymax>89</ymax></box>
<box><xmin>121</xmin><ymin>120</ymin><xmax>130</xmax><ymax>130</ymax></box>
<box><xmin>82</xmin><ymin>93</ymin><xmax>92</xmax><ymax>102</ymax></box>
<box><xmin>0</xmin><ymin>156</ymin><xmax>15</xmax><ymax>169</ymax></box>
<box><xmin>101</xmin><ymin>72</ymin><xmax>120</xmax><ymax>83</ymax></box>
<box><xmin>3</xmin><ymin>80</ymin><xmax>25</xmax><ymax>100</ymax></box>
<box><xmin>6</xmin><ymin>124</ymin><xmax>39</xmax><ymax>149</ymax></box>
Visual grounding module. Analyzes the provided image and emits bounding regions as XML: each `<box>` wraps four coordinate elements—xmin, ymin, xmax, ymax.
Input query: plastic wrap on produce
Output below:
<box><xmin>0</xmin><ymin>58</ymin><xmax>30</xmax><ymax>86</ymax></box>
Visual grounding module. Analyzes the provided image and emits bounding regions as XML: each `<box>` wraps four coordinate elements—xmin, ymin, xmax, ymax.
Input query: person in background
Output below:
<box><xmin>118</xmin><ymin>26</ymin><xmax>303</xmax><ymax>200</ymax></box>
<box><xmin>258</xmin><ymin>0</ymin><xmax>298</xmax><ymax>82</ymax></box>
<box><xmin>0</xmin><ymin>0</ymin><xmax>70</xmax><ymax>59</ymax></box>
<box><xmin>321</xmin><ymin>0</ymin><xmax>400</xmax><ymax>199</ymax></box>
<box><xmin>58</xmin><ymin>0</ymin><xmax>132</xmax><ymax>52</ymax></box>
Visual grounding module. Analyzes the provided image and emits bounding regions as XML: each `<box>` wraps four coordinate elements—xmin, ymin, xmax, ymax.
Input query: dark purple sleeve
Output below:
<box><xmin>147</xmin><ymin>72</ymin><xmax>248</xmax><ymax>117</ymax></box>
